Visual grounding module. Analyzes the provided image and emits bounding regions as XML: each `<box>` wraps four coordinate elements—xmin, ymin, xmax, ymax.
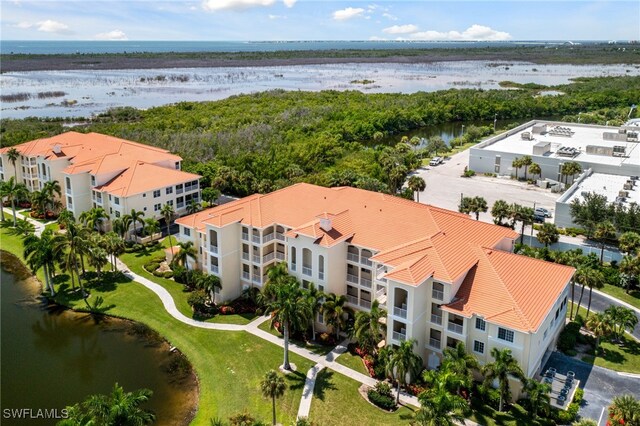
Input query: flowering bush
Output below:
<box><xmin>220</xmin><ymin>305</ymin><xmax>235</xmax><ymax>315</ymax></box>
<box><xmin>354</xmin><ymin>346</ymin><xmax>368</xmax><ymax>358</ymax></box>
<box><xmin>406</xmin><ymin>384</ymin><xmax>427</xmax><ymax>397</ymax></box>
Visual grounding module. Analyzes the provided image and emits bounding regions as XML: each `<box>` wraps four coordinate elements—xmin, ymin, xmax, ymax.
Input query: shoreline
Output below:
<box><xmin>0</xmin><ymin>249</ymin><xmax>199</xmax><ymax>426</ymax></box>
<box><xmin>2</xmin><ymin>45</ymin><xmax>639</xmax><ymax>72</ymax></box>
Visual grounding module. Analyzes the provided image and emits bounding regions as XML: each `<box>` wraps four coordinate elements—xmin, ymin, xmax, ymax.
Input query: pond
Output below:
<box><xmin>0</xmin><ymin>256</ymin><xmax>197</xmax><ymax>425</ymax></box>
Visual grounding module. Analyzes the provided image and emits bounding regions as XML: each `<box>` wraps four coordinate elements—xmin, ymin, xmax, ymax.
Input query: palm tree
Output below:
<box><xmin>386</xmin><ymin>339</ymin><xmax>423</xmax><ymax>404</ymax></box>
<box><xmin>322</xmin><ymin>293</ymin><xmax>353</xmax><ymax>340</ymax></box>
<box><xmin>129</xmin><ymin>209</ymin><xmax>145</xmax><ymax>238</ymax></box>
<box><xmin>604</xmin><ymin>306</ymin><xmax>637</xmax><ymax>343</ymax></box>
<box><xmin>161</xmin><ymin>203</ymin><xmax>176</xmax><ymax>257</ymax></box>
<box><xmin>618</xmin><ymin>231</ymin><xmax>640</xmax><ymax>255</ymax></box>
<box><xmin>173</xmin><ymin>241</ymin><xmax>197</xmax><ymax>270</ymax></box>
<box><xmin>41</xmin><ymin>180</ymin><xmax>62</xmax><ymax>213</ymax></box>
<box><xmin>302</xmin><ymin>283</ymin><xmax>324</xmax><ymax>340</ymax></box>
<box><xmin>536</xmin><ymin>223</ymin><xmax>559</xmax><ymax>247</ymax></box>
<box><xmin>407</xmin><ymin>175</ymin><xmax>426</xmax><ymax>202</ymax></box>
<box><xmin>80</xmin><ymin>207</ymin><xmax>107</xmax><ymax>232</ymax></box>
<box><xmin>620</xmin><ymin>255</ymin><xmax>640</xmax><ymax>294</ymax></box>
<box><xmin>260</xmin><ymin>370</ymin><xmax>287</xmax><ymax>426</ymax></box>
<box><xmin>15</xmin><ymin>218</ymin><xmax>35</xmax><ymax>238</ymax></box>
<box><xmin>561</xmin><ymin>161</ymin><xmax>582</xmax><ymax>185</ymax></box>
<box><xmin>528</xmin><ymin>163</ymin><xmax>542</xmax><ymax>180</ymax></box>
<box><xmin>0</xmin><ymin>180</ymin><xmax>9</xmax><ymax>222</ymax></box>
<box><xmin>510</xmin><ymin>204</ymin><xmax>534</xmax><ymax>244</ymax></box>
<box><xmin>198</xmin><ymin>274</ymin><xmax>222</xmax><ymax>303</ymax></box>
<box><xmin>414</xmin><ymin>369</ymin><xmax>468</xmax><ymax>426</ymax></box>
<box><xmin>594</xmin><ymin>221</ymin><xmax>616</xmax><ymax>264</ymax></box>
<box><xmin>583</xmin><ymin>267</ymin><xmax>605</xmax><ymax>319</ymax></box>
<box><xmin>144</xmin><ymin>217</ymin><xmax>160</xmax><ymax>239</ymax></box>
<box><xmin>264</xmin><ymin>278</ymin><xmax>311</xmax><ymax>370</ymax></box>
<box><xmin>609</xmin><ymin>395</ymin><xmax>640</xmax><ymax>426</ymax></box>
<box><xmin>187</xmin><ymin>199</ymin><xmax>202</xmax><ymax>214</ymax></box>
<box><xmin>6</xmin><ymin>147</ymin><xmax>20</xmax><ymax>180</ymax></box>
<box><xmin>61</xmin><ymin>383</ymin><xmax>154</xmax><ymax>426</ymax></box>
<box><xmin>586</xmin><ymin>312</ymin><xmax>613</xmax><ymax>354</ymax></box>
<box><xmin>53</xmin><ymin>222</ymin><xmax>90</xmax><ymax>305</ymax></box>
<box><xmin>482</xmin><ymin>347</ymin><xmax>525</xmax><ymax>412</ymax></box>
<box><xmin>23</xmin><ymin>228</ymin><xmax>59</xmax><ymax>296</ymax></box>
<box><xmin>57</xmin><ymin>209</ymin><xmax>75</xmax><ymax>229</ymax></box>
<box><xmin>511</xmin><ymin>157</ymin><xmax>523</xmax><ymax>180</ymax></box>
<box><xmin>521</xmin><ymin>155</ymin><xmax>533</xmax><ymax>180</ymax></box>
<box><xmin>441</xmin><ymin>341</ymin><xmax>479</xmax><ymax>393</ymax></box>
<box><xmin>491</xmin><ymin>199</ymin><xmax>511</xmax><ymax>226</ymax></box>
<box><xmin>5</xmin><ymin>177</ymin><xmax>28</xmax><ymax>226</ymax></box>
<box><xmin>262</xmin><ymin>261</ymin><xmax>289</xmax><ymax>301</ymax></box>
<box><xmin>120</xmin><ymin>214</ymin><xmax>134</xmax><ymax>239</ymax></box>
<box><xmin>30</xmin><ymin>190</ymin><xmax>48</xmax><ymax>216</ymax></box>
<box><xmin>354</xmin><ymin>299</ymin><xmax>387</xmax><ymax>354</ymax></box>
<box><xmin>524</xmin><ymin>378</ymin><xmax>551</xmax><ymax>419</ymax></box>
<box><xmin>103</xmin><ymin>232</ymin><xmax>125</xmax><ymax>272</ymax></box>
<box><xmin>459</xmin><ymin>196</ymin><xmax>488</xmax><ymax>220</ymax></box>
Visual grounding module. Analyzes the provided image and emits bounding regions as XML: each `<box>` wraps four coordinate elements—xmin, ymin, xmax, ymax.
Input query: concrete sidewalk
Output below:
<box><xmin>3</xmin><ymin>207</ymin><xmax>45</xmax><ymax>236</ymax></box>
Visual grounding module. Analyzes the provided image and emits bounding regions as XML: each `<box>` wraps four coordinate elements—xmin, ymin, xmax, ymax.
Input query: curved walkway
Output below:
<box><xmin>3</xmin><ymin>207</ymin><xmax>45</xmax><ymax>236</ymax></box>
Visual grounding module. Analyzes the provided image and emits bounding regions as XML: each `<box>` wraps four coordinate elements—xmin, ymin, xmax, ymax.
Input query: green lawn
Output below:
<box><xmin>258</xmin><ymin>320</ymin><xmax>335</xmax><ymax>356</ymax></box>
<box><xmin>1</xmin><ymin>227</ymin><xmax>314</xmax><ymax>425</ymax></box>
<box><xmin>600</xmin><ymin>284</ymin><xmax>640</xmax><ymax>310</ymax></box>
<box><xmin>119</xmin><ymin>237</ymin><xmax>256</xmax><ymax>325</ymax></box>
<box><xmin>335</xmin><ymin>351</ymin><xmax>369</xmax><ymax>376</ymax></box>
<box><xmin>470</xmin><ymin>402</ymin><xmax>555</xmax><ymax>426</ymax></box>
<box><xmin>309</xmin><ymin>369</ymin><xmax>415</xmax><ymax>425</ymax></box>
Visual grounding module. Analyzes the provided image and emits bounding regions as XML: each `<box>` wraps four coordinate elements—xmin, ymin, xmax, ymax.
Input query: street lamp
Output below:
<box><xmin>493</xmin><ymin>114</ymin><xmax>498</xmax><ymax>132</ymax></box>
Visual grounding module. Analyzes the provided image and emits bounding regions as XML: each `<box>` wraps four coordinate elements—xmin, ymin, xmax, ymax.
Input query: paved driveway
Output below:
<box><xmin>543</xmin><ymin>352</ymin><xmax>640</xmax><ymax>424</ymax></box>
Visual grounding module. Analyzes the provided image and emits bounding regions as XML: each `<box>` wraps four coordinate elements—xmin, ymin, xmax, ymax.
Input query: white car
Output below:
<box><xmin>535</xmin><ymin>207</ymin><xmax>552</xmax><ymax>218</ymax></box>
<box><xmin>429</xmin><ymin>157</ymin><xmax>443</xmax><ymax>166</ymax></box>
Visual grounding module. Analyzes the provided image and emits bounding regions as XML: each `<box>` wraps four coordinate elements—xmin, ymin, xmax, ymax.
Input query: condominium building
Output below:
<box><xmin>0</xmin><ymin>132</ymin><xmax>201</xmax><ymax>222</ymax></box>
<box><xmin>176</xmin><ymin>183</ymin><xmax>575</xmax><ymax>379</ymax></box>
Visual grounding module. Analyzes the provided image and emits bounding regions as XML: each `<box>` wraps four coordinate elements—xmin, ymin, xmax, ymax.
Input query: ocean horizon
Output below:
<box><xmin>0</xmin><ymin>39</ymin><xmax>611</xmax><ymax>55</ymax></box>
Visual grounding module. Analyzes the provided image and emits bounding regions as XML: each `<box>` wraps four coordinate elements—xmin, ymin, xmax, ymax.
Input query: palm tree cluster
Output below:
<box><xmin>459</xmin><ymin>196</ymin><xmax>488</xmax><ymax>220</ymax></box>
<box><xmin>490</xmin><ymin>199</ymin><xmax>535</xmax><ymax>243</ymax></box>
<box><xmin>608</xmin><ymin>394</ymin><xmax>640</xmax><ymax>426</ymax></box>
<box><xmin>586</xmin><ymin>306</ymin><xmax>638</xmax><ymax>354</ymax></box>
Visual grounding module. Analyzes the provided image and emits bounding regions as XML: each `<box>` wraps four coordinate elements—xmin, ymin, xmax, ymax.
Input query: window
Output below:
<box><xmin>115</xmin><ymin>211</ymin><xmax>120</xmax><ymax>218</ymax></box>
<box><xmin>543</xmin><ymin>328</ymin><xmax>548</xmax><ymax>340</ymax></box>
<box><xmin>114</xmin><ymin>197</ymin><xmax>120</xmax><ymax>205</ymax></box>
<box><xmin>65</xmin><ymin>177</ymin><xmax>71</xmax><ymax>189</ymax></box>
<box><xmin>143</xmin><ymin>207</ymin><xmax>147</xmax><ymax>211</ymax></box>
<box><xmin>91</xmin><ymin>175</ymin><xmax>96</xmax><ymax>186</ymax></box>
<box><xmin>475</xmin><ymin>318</ymin><xmax>486</xmax><ymax>331</ymax></box>
<box><xmin>167</xmin><ymin>200</ymin><xmax>174</xmax><ymax>206</ymax></box>
<box><xmin>555</xmin><ymin>308</ymin><xmax>560</xmax><ymax>319</ymax></box>
<box><xmin>183</xmin><ymin>227</ymin><xmax>191</xmax><ymax>237</ymax></box>
<box><xmin>166</xmin><ymin>187</ymin><xmax>173</xmax><ymax>195</ymax></box>
<box><xmin>143</xmin><ymin>193</ymin><xmax>146</xmax><ymax>198</ymax></box>
<box><xmin>498</xmin><ymin>328</ymin><xmax>514</xmax><ymax>343</ymax></box>
<box><xmin>153</xmin><ymin>190</ymin><xmax>161</xmax><ymax>198</ymax></box>
<box><xmin>175</xmin><ymin>162</ymin><xmax>180</xmax><ymax>170</ymax></box>
<box><xmin>67</xmin><ymin>196</ymin><xmax>73</xmax><ymax>206</ymax></box>
<box><xmin>318</xmin><ymin>312</ymin><xmax>324</xmax><ymax>324</ymax></box>
<box><xmin>154</xmin><ymin>203</ymin><xmax>161</xmax><ymax>211</ymax></box>
<box><xmin>473</xmin><ymin>340</ymin><xmax>484</xmax><ymax>354</ymax></box>
<box><xmin>110</xmin><ymin>208</ymin><xmax>113</xmax><ymax>214</ymax></box>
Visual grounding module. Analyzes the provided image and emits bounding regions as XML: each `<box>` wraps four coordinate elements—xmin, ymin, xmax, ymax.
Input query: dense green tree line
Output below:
<box><xmin>1</xmin><ymin>76</ymin><xmax>639</xmax><ymax>197</ymax></box>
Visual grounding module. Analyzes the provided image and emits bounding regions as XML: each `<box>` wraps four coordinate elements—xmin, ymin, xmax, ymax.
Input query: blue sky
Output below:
<box><xmin>1</xmin><ymin>0</ymin><xmax>638</xmax><ymax>41</ymax></box>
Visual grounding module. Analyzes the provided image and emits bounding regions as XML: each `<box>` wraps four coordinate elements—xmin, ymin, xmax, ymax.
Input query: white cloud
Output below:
<box><xmin>14</xmin><ymin>21</ymin><xmax>33</xmax><ymax>29</ymax></box>
<box><xmin>409</xmin><ymin>25</ymin><xmax>511</xmax><ymax>41</ymax></box>
<box><xmin>332</xmin><ymin>7</ymin><xmax>365</xmax><ymax>21</ymax></box>
<box><xmin>369</xmin><ymin>36</ymin><xmax>387</xmax><ymax>41</ymax></box>
<box><xmin>95</xmin><ymin>30</ymin><xmax>128</xmax><ymax>40</ymax></box>
<box><xmin>36</xmin><ymin>20</ymin><xmax>71</xmax><ymax>34</ymax></box>
<box><xmin>268</xmin><ymin>14</ymin><xmax>287</xmax><ymax>19</ymax></box>
<box><xmin>201</xmin><ymin>0</ymin><xmax>294</xmax><ymax>11</ymax></box>
<box><xmin>382</xmin><ymin>12</ymin><xmax>397</xmax><ymax>21</ymax></box>
<box><xmin>383</xmin><ymin>24</ymin><xmax>418</xmax><ymax>34</ymax></box>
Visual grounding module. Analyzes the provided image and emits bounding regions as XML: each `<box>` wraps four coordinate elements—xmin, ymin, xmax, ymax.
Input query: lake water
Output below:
<box><xmin>0</xmin><ymin>262</ymin><xmax>196</xmax><ymax>425</ymax></box>
<box><xmin>1</xmin><ymin>61</ymin><xmax>637</xmax><ymax>119</ymax></box>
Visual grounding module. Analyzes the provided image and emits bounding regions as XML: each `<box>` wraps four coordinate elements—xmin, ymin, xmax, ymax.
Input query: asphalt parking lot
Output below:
<box><xmin>414</xmin><ymin>149</ymin><xmax>559</xmax><ymax>223</ymax></box>
<box><xmin>543</xmin><ymin>351</ymin><xmax>640</xmax><ymax>424</ymax></box>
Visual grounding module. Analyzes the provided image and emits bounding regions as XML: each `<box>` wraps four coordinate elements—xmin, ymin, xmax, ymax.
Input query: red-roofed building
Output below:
<box><xmin>177</xmin><ymin>183</ymin><xmax>575</xmax><ymax>379</ymax></box>
<box><xmin>1</xmin><ymin>132</ymin><xmax>201</xmax><ymax>225</ymax></box>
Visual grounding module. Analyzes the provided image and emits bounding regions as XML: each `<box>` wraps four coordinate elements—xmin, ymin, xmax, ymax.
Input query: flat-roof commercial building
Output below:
<box><xmin>177</xmin><ymin>183</ymin><xmax>575</xmax><ymax>380</ymax></box>
<box><xmin>0</xmin><ymin>132</ymin><xmax>201</xmax><ymax>224</ymax></box>
<box><xmin>469</xmin><ymin>121</ymin><xmax>640</xmax><ymax>181</ymax></box>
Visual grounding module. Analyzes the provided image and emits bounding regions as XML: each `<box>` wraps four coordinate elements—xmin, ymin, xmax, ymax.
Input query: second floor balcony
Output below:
<box><xmin>242</xmin><ymin>271</ymin><xmax>250</xmax><ymax>281</ymax></box>
<box><xmin>429</xmin><ymin>338</ymin><xmax>441</xmax><ymax>349</ymax></box>
<box><xmin>209</xmin><ymin>245</ymin><xmax>218</xmax><ymax>254</ymax></box>
<box><xmin>447</xmin><ymin>321</ymin><xmax>464</xmax><ymax>335</ymax></box>
<box><xmin>431</xmin><ymin>314</ymin><xmax>443</xmax><ymax>325</ymax></box>
<box><xmin>393</xmin><ymin>306</ymin><xmax>407</xmax><ymax>319</ymax></box>
<box><xmin>392</xmin><ymin>330</ymin><xmax>406</xmax><ymax>342</ymax></box>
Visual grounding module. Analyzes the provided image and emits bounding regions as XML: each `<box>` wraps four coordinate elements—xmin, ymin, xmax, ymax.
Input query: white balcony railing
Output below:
<box><xmin>360</xmin><ymin>277</ymin><xmax>372</xmax><ymax>288</ymax></box>
<box><xmin>360</xmin><ymin>299</ymin><xmax>372</xmax><ymax>309</ymax></box>
<box><xmin>361</xmin><ymin>257</ymin><xmax>373</xmax><ymax>267</ymax></box>
<box><xmin>209</xmin><ymin>245</ymin><xmax>218</xmax><ymax>254</ymax></box>
<box><xmin>431</xmin><ymin>314</ymin><xmax>443</xmax><ymax>325</ymax></box>
<box><xmin>448</xmin><ymin>322</ymin><xmax>463</xmax><ymax>334</ymax></box>
<box><xmin>242</xmin><ymin>271</ymin><xmax>250</xmax><ymax>280</ymax></box>
<box><xmin>346</xmin><ymin>295</ymin><xmax>358</xmax><ymax>305</ymax></box>
<box><xmin>346</xmin><ymin>273</ymin><xmax>359</xmax><ymax>284</ymax></box>
<box><xmin>263</xmin><ymin>233</ymin><xmax>275</xmax><ymax>243</ymax></box>
<box><xmin>276</xmin><ymin>252</ymin><xmax>285</xmax><ymax>261</ymax></box>
<box><xmin>392</xmin><ymin>331</ymin><xmax>406</xmax><ymax>342</ymax></box>
<box><xmin>393</xmin><ymin>307</ymin><xmax>407</xmax><ymax>319</ymax></box>
<box><xmin>432</xmin><ymin>289</ymin><xmax>444</xmax><ymax>300</ymax></box>
<box><xmin>263</xmin><ymin>252</ymin><xmax>275</xmax><ymax>263</ymax></box>
<box><xmin>252</xmin><ymin>255</ymin><xmax>261</xmax><ymax>263</ymax></box>
<box><xmin>302</xmin><ymin>266</ymin><xmax>312</xmax><ymax>276</ymax></box>
<box><xmin>291</xmin><ymin>263</ymin><xmax>297</xmax><ymax>271</ymax></box>
<box><xmin>210</xmin><ymin>265</ymin><xmax>219</xmax><ymax>274</ymax></box>
<box><xmin>252</xmin><ymin>235</ymin><xmax>261</xmax><ymax>244</ymax></box>
<box><xmin>347</xmin><ymin>253</ymin><xmax>360</xmax><ymax>263</ymax></box>
<box><xmin>242</xmin><ymin>232</ymin><xmax>249</xmax><ymax>241</ymax></box>
<box><xmin>375</xmin><ymin>287</ymin><xmax>386</xmax><ymax>298</ymax></box>
<box><xmin>252</xmin><ymin>276</ymin><xmax>261</xmax><ymax>284</ymax></box>
<box><xmin>275</xmin><ymin>233</ymin><xmax>286</xmax><ymax>241</ymax></box>
<box><xmin>66</xmin><ymin>188</ymin><xmax>72</xmax><ymax>195</ymax></box>
<box><xmin>429</xmin><ymin>338</ymin><xmax>441</xmax><ymax>349</ymax></box>
<box><xmin>242</xmin><ymin>252</ymin><xmax>250</xmax><ymax>261</ymax></box>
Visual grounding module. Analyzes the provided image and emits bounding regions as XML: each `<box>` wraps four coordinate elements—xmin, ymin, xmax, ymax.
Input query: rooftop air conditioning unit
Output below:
<box><xmin>619</xmin><ymin>190</ymin><xmax>629</xmax><ymax>198</ymax></box>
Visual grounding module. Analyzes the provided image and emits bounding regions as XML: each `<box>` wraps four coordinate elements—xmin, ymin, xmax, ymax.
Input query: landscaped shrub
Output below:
<box><xmin>220</xmin><ymin>305</ymin><xmax>235</xmax><ymax>315</ymax></box>
<box><xmin>318</xmin><ymin>333</ymin><xmax>333</xmax><ymax>345</ymax></box>
<box><xmin>565</xmin><ymin>349</ymin><xmax>578</xmax><ymax>357</ymax></box>
<box><xmin>163</xmin><ymin>271</ymin><xmax>173</xmax><ymax>279</ymax></box>
<box><xmin>573</xmin><ymin>388</ymin><xmax>584</xmax><ymax>406</ymax></box>
<box><xmin>172</xmin><ymin>265</ymin><xmax>187</xmax><ymax>283</ymax></box>
<box><xmin>558</xmin><ymin>321</ymin><xmax>581</xmax><ymax>353</ymax></box>
<box><xmin>144</xmin><ymin>262</ymin><xmax>160</xmax><ymax>273</ymax></box>
<box><xmin>462</xmin><ymin>169</ymin><xmax>476</xmax><ymax>178</ymax></box>
<box><xmin>187</xmin><ymin>289</ymin><xmax>208</xmax><ymax>313</ymax></box>
<box><xmin>367</xmin><ymin>382</ymin><xmax>397</xmax><ymax>411</ymax></box>
<box><xmin>153</xmin><ymin>270</ymin><xmax>164</xmax><ymax>277</ymax></box>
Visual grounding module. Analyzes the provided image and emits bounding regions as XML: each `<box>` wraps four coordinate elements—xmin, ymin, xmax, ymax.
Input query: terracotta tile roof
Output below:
<box><xmin>286</xmin><ymin>210</ymin><xmax>355</xmax><ymax>247</ymax></box>
<box><xmin>94</xmin><ymin>161</ymin><xmax>200</xmax><ymax>197</ymax></box>
<box><xmin>442</xmin><ymin>247</ymin><xmax>575</xmax><ymax>333</ymax></box>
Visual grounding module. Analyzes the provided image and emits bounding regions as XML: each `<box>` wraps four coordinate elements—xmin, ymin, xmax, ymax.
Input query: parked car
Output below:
<box><xmin>429</xmin><ymin>157</ymin><xmax>443</xmax><ymax>166</ymax></box>
<box><xmin>535</xmin><ymin>207</ymin><xmax>552</xmax><ymax>218</ymax></box>
<box><xmin>533</xmin><ymin>213</ymin><xmax>546</xmax><ymax>223</ymax></box>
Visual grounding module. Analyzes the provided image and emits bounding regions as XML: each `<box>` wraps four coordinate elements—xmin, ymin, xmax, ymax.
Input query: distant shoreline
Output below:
<box><xmin>2</xmin><ymin>45</ymin><xmax>639</xmax><ymax>72</ymax></box>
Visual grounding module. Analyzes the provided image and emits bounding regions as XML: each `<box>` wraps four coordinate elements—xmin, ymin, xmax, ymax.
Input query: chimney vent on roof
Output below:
<box><xmin>53</xmin><ymin>144</ymin><xmax>61</xmax><ymax>154</ymax></box>
<box><xmin>319</xmin><ymin>217</ymin><xmax>332</xmax><ymax>232</ymax></box>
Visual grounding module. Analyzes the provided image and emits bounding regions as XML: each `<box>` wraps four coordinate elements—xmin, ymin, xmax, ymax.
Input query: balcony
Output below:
<box><xmin>392</xmin><ymin>331</ymin><xmax>406</xmax><ymax>342</ymax></box>
<box><xmin>252</xmin><ymin>255</ymin><xmax>261</xmax><ymax>263</ymax></box>
<box><xmin>375</xmin><ymin>287</ymin><xmax>386</xmax><ymax>299</ymax></box>
<box><xmin>242</xmin><ymin>232</ymin><xmax>249</xmax><ymax>241</ymax></box>
<box><xmin>263</xmin><ymin>233</ymin><xmax>275</xmax><ymax>243</ymax></box>
<box><xmin>209</xmin><ymin>245</ymin><xmax>218</xmax><ymax>254</ymax></box>
<box><xmin>252</xmin><ymin>276</ymin><xmax>261</xmax><ymax>284</ymax></box>
<box><xmin>252</xmin><ymin>235</ymin><xmax>261</xmax><ymax>244</ymax></box>
<box><xmin>66</xmin><ymin>188</ymin><xmax>72</xmax><ymax>195</ymax></box>
<box><xmin>263</xmin><ymin>252</ymin><xmax>275</xmax><ymax>263</ymax></box>
<box><xmin>347</xmin><ymin>253</ymin><xmax>360</xmax><ymax>263</ymax></box>
<box><xmin>242</xmin><ymin>271</ymin><xmax>250</xmax><ymax>281</ymax></box>
<box><xmin>447</xmin><ymin>322</ymin><xmax>464</xmax><ymax>335</ymax></box>
<box><xmin>276</xmin><ymin>233</ymin><xmax>286</xmax><ymax>241</ymax></box>
<box><xmin>432</xmin><ymin>289</ymin><xmax>444</xmax><ymax>300</ymax></box>
<box><xmin>393</xmin><ymin>307</ymin><xmax>407</xmax><ymax>319</ymax></box>
<box><xmin>242</xmin><ymin>252</ymin><xmax>250</xmax><ymax>261</ymax></box>
<box><xmin>210</xmin><ymin>265</ymin><xmax>219</xmax><ymax>274</ymax></box>
<box><xmin>429</xmin><ymin>338</ymin><xmax>441</xmax><ymax>349</ymax></box>
<box><xmin>360</xmin><ymin>299</ymin><xmax>372</xmax><ymax>309</ymax></box>
<box><xmin>360</xmin><ymin>277</ymin><xmax>372</xmax><ymax>289</ymax></box>
<box><xmin>291</xmin><ymin>263</ymin><xmax>297</xmax><ymax>271</ymax></box>
<box><xmin>302</xmin><ymin>266</ymin><xmax>312</xmax><ymax>276</ymax></box>
<box><xmin>276</xmin><ymin>252</ymin><xmax>285</xmax><ymax>261</ymax></box>
<box><xmin>346</xmin><ymin>274</ymin><xmax>359</xmax><ymax>284</ymax></box>
<box><xmin>176</xmin><ymin>187</ymin><xmax>184</xmax><ymax>195</ymax></box>
<box><xmin>318</xmin><ymin>271</ymin><xmax>324</xmax><ymax>281</ymax></box>
<box><xmin>361</xmin><ymin>256</ymin><xmax>373</xmax><ymax>267</ymax></box>
<box><xmin>431</xmin><ymin>314</ymin><xmax>443</xmax><ymax>325</ymax></box>
<box><xmin>347</xmin><ymin>295</ymin><xmax>358</xmax><ymax>305</ymax></box>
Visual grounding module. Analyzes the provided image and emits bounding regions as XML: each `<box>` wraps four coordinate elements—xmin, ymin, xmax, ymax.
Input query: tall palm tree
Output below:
<box><xmin>23</xmin><ymin>228</ymin><xmax>59</xmax><ymax>296</ymax></box>
<box><xmin>482</xmin><ymin>347</ymin><xmax>525</xmax><ymax>412</ymax></box>
<box><xmin>322</xmin><ymin>293</ymin><xmax>354</xmax><ymax>340</ymax></box>
<box><xmin>80</xmin><ymin>207</ymin><xmax>107</xmax><ymax>232</ymax></box>
<box><xmin>386</xmin><ymin>339</ymin><xmax>423</xmax><ymax>404</ymax></box>
<box><xmin>528</xmin><ymin>163</ymin><xmax>542</xmax><ymax>180</ymax></box>
<box><xmin>415</xmin><ymin>368</ymin><xmax>468</xmax><ymax>426</ymax></box>
<box><xmin>536</xmin><ymin>223</ymin><xmax>559</xmax><ymax>247</ymax></box>
<box><xmin>594</xmin><ymin>221</ymin><xmax>616</xmax><ymax>264</ymax></box>
<box><xmin>264</xmin><ymin>278</ymin><xmax>311</xmax><ymax>370</ymax></box>
<box><xmin>0</xmin><ymin>180</ymin><xmax>9</xmax><ymax>222</ymax></box>
<box><xmin>510</xmin><ymin>204</ymin><xmax>534</xmax><ymax>244</ymax></box>
<box><xmin>30</xmin><ymin>190</ymin><xmax>48</xmax><ymax>216</ymax></box>
<box><xmin>586</xmin><ymin>312</ymin><xmax>613</xmax><ymax>354</ymax></box>
<box><xmin>161</xmin><ymin>203</ymin><xmax>176</xmax><ymax>257</ymax></box>
<box><xmin>491</xmin><ymin>199</ymin><xmax>511</xmax><ymax>226</ymax></box>
<box><xmin>57</xmin><ymin>209</ymin><xmax>75</xmax><ymax>229</ymax></box>
<box><xmin>186</xmin><ymin>199</ymin><xmax>202</xmax><ymax>214</ymax></box>
<box><xmin>119</xmin><ymin>214</ymin><xmax>133</xmax><ymax>239</ymax></box>
<box><xmin>103</xmin><ymin>232</ymin><xmax>124</xmax><ymax>272</ymax></box>
<box><xmin>41</xmin><ymin>179</ymin><xmax>62</xmax><ymax>213</ymax></box>
<box><xmin>53</xmin><ymin>222</ymin><xmax>90</xmax><ymax>304</ymax></box>
<box><xmin>511</xmin><ymin>157</ymin><xmax>523</xmax><ymax>180</ymax></box>
<box><xmin>129</xmin><ymin>209</ymin><xmax>145</xmax><ymax>238</ymax></box>
<box><xmin>582</xmin><ymin>267</ymin><xmax>605</xmax><ymax>319</ymax></box>
<box><xmin>61</xmin><ymin>383</ymin><xmax>154</xmax><ymax>426</ymax></box>
<box><xmin>524</xmin><ymin>378</ymin><xmax>551</xmax><ymax>419</ymax></box>
<box><xmin>144</xmin><ymin>217</ymin><xmax>160</xmax><ymax>239</ymax></box>
<box><xmin>260</xmin><ymin>370</ymin><xmax>287</xmax><ymax>426</ymax></box>
<box><xmin>173</xmin><ymin>241</ymin><xmax>197</xmax><ymax>270</ymax></box>
<box><xmin>6</xmin><ymin>147</ymin><xmax>20</xmax><ymax>180</ymax></box>
<box><xmin>353</xmin><ymin>299</ymin><xmax>387</xmax><ymax>353</ymax></box>
<box><xmin>520</xmin><ymin>155</ymin><xmax>533</xmax><ymax>180</ymax></box>
<box><xmin>302</xmin><ymin>283</ymin><xmax>324</xmax><ymax>340</ymax></box>
<box><xmin>441</xmin><ymin>341</ymin><xmax>479</xmax><ymax>393</ymax></box>
<box><xmin>407</xmin><ymin>175</ymin><xmax>426</xmax><ymax>202</ymax></box>
<box><xmin>604</xmin><ymin>306</ymin><xmax>638</xmax><ymax>343</ymax></box>
<box><xmin>5</xmin><ymin>177</ymin><xmax>28</xmax><ymax>226</ymax></box>
<box><xmin>198</xmin><ymin>274</ymin><xmax>222</xmax><ymax>303</ymax></box>
<box><xmin>459</xmin><ymin>196</ymin><xmax>488</xmax><ymax>220</ymax></box>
